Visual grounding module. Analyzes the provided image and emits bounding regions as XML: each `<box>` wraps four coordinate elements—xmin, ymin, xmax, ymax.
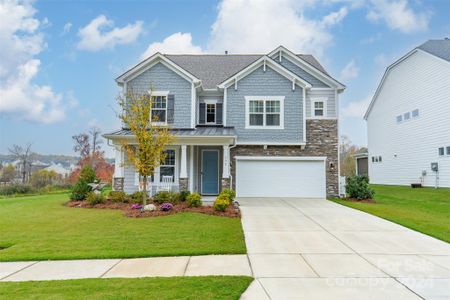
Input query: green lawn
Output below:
<box><xmin>332</xmin><ymin>185</ymin><xmax>450</xmax><ymax>243</ymax></box>
<box><xmin>0</xmin><ymin>194</ymin><xmax>246</xmax><ymax>261</ymax></box>
<box><xmin>0</xmin><ymin>276</ymin><xmax>253</xmax><ymax>300</ymax></box>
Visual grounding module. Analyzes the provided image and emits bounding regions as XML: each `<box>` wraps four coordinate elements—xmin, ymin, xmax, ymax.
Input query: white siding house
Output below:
<box><xmin>364</xmin><ymin>39</ymin><xmax>450</xmax><ymax>188</ymax></box>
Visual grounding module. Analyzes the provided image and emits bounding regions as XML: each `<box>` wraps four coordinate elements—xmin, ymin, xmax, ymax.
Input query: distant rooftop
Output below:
<box><xmin>417</xmin><ymin>38</ymin><xmax>450</xmax><ymax>62</ymax></box>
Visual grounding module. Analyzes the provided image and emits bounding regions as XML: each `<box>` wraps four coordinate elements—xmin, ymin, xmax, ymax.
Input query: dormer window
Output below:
<box><xmin>198</xmin><ymin>100</ymin><xmax>223</xmax><ymax>125</ymax></box>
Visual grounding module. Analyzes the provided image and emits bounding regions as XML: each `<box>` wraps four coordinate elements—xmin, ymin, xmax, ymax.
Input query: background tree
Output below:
<box><xmin>340</xmin><ymin>135</ymin><xmax>365</xmax><ymax>177</ymax></box>
<box><xmin>8</xmin><ymin>143</ymin><xmax>33</xmax><ymax>183</ymax></box>
<box><xmin>72</xmin><ymin>133</ymin><xmax>90</xmax><ymax>159</ymax></box>
<box><xmin>117</xmin><ymin>89</ymin><xmax>174</xmax><ymax>205</ymax></box>
<box><xmin>89</xmin><ymin>127</ymin><xmax>103</xmax><ymax>156</ymax></box>
<box><xmin>0</xmin><ymin>164</ymin><xmax>16</xmax><ymax>183</ymax></box>
<box><xmin>69</xmin><ymin>152</ymin><xmax>113</xmax><ymax>184</ymax></box>
<box><xmin>30</xmin><ymin>169</ymin><xmax>60</xmax><ymax>188</ymax></box>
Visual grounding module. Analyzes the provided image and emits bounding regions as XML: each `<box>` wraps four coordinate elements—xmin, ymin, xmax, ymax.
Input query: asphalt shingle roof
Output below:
<box><xmin>417</xmin><ymin>39</ymin><xmax>450</xmax><ymax>62</ymax></box>
<box><xmin>164</xmin><ymin>54</ymin><xmax>329</xmax><ymax>89</ymax></box>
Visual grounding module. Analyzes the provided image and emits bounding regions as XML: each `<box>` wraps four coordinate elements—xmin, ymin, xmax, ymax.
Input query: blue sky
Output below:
<box><xmin>1</xmin><ymin>0</ymin><xmax>449</xmax><ymax>158</ymax></box>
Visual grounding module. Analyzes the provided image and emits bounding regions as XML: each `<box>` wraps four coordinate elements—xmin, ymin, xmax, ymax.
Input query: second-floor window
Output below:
<box><xmin>311</xmin><ymin>98</ymin><xmax>327</xmax><ymax>118</ymax></box>
<box><xmin>245</xmin><ymin>96</ymin><xmax>284</xmax><ymax>129</ymax></box>
<box><xmin>151</xmin><ymin>95</ymin><xmax>167</xmax><ymax>123</ymax></box>
<box><xmin>206</xmin><ymin>103</ymin><xmax>216</xmax><ymax>123</ymax></box>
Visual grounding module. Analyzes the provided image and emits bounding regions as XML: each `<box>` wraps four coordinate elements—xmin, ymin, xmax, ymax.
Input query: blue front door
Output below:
<box><xmin>201</xmin><ymin>150</ymin><xmax>219</xmax><ymax>195</ymax></box>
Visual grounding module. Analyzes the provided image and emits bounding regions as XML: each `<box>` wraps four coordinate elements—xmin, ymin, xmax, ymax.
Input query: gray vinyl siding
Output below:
<box><xmin>306</xmin><ymin>89</ymin><xmax>337</xmax><ymax>118</ymax></box>
<box><xmin>277</xmin><ymin>57</ymin><xmax>329</xmax><ymax>88</ymax></box>
<box><xmin>127</xmin><ymin>62</ymin><xmax>192</xmax><ymax>128</ymax></box>
<box><xmin>226</xmin><ymin>65</ymin><xmax>304</xmax><ymax>143</ymax></box>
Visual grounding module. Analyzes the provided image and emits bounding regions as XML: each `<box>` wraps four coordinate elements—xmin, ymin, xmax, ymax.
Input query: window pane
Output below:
<box><xmin>314</xmin><ymin>109</ymin><xmax>324</xmax><ymax>116</ymax></box>
<box><xmin>266</xmin><ymin>114</ymin><xmax>280</xmax><ymax>126</ymax></box>
<box><xmin>163</xmin><ymin>150</ymin><xmax>175</xmax><ymax>165</ymax></box>
<box><xmin>266</xmin><ymin>101</ymin><xmax>280</xmax><ymax>113</ymax></box>
<box><xmin>412</xmin><ymin>109</ymin><xmax>419</xmax><ymax>117</ymax></box>
<box><xmin>249</xmin><ymin>114</ymin><xmax>263</xmax><ymax>126</ymax></box>
<box><xmin>160</xmin><ymin>167</ymin><xmax>175</xmax><ymax>181</ymax></box>
<box><xmin>152</xmin><ymin>96</ymin><xmax>167</xmax><ymax>108</ymax></box>
<box><xmin>206</xmin><ymin>104</ymin><xmax>215</xmax><ymax>123</ymax></box>
<box><xmin>404</xmin><ymin>112</ymin><xmax>410</xmax><ymax>120</ymax></box>
<box><xmin>314</xmin><ymin>102</ymin><xmax>324</xmax><ymax>109</ymax></box>
<box><xmin>439</xmin><ymin>147</ymin><xmax>444</xmax><ymax>156</ymax></box>
<box><xmin>152</xmin><ymin>109</ymin><xmax>166</xmax><ymax>122</ymax></box>
<box><xmin>447</xmin><ymin>147</ymin><xmax>450</xmax><ymax>155</ymax></box>
<box><xmin>249</xmin><ymin>101</ymin><xmax>264</xmax><ymax>113</ymax></box>
<box><xmin>396</xmin><ymin>115</ymin><xmax>402</xmax><ymax>122</ymax></box>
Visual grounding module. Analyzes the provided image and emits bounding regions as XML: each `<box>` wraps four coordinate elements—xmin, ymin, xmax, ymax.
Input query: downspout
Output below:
<box><xmin>229</xmin><ymin>136</ymin><xmax>237</xmax><ymax>191</ymax></box>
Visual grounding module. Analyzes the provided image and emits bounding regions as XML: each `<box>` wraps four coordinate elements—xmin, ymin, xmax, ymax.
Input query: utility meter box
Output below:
<box><xmin>431</xmin><ymin>162</ymin><xmax>439</xmax><ymax>172</ymax></box>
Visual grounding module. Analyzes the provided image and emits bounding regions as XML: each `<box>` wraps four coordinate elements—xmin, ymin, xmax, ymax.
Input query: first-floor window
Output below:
<box><xmin>160</xmin><ymin>149</ymin><xmax>176</xmax><ymax>181</ymax></box>
<box><xmin>151</xmin><ymin>95</ymin><xmax>167</xmax><ymax>123</ymax></box>
<box><xmin>246</xmin><ymin>97</ymin><xmax>283</xmax><ymax>128</ymax></box>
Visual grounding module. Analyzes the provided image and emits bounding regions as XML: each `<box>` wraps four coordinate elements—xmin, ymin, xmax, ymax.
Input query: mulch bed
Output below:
<box><xmin>344</xmin><ymin>198</ymin><xmax>376</xmax><ymax>204</ymax></box>
<box><xmin>66</xmin><ymin>200</ymin><xmax>241</xmax><ymax>218</ymax></box>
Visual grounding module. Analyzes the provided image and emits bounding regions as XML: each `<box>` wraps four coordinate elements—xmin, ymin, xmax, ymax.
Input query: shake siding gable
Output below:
<box><xmin>226</xmin><ymin>65</ymin><xmax>304</xmax><ymax>144</ymax></box>
<box><xmin>277</xmin><ymin>57</ymin><xmax>330</xmax><ymax>88</ymax></box>
<box><xmin>127</xmin><ymin>62</ymin><xmax>192</xmax><ymax>128</ymax></box>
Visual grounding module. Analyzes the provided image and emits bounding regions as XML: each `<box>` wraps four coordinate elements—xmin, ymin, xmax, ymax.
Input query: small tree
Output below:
<box><xmin>0</xmin><ymin>164</ymin><xmax>16</xmax><ymax>183</ymax></box>
<box><xmin>70</xmin><ymin>165</ymin><xmax>97</xmax><ymax>200</ymax></box>
<box><xmin>117</xmin><ymin>89</ymin><xmax>174</xmax><ymax>205</ymax></box>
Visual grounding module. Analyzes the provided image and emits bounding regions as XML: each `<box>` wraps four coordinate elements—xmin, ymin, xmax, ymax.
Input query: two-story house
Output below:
<box><xmin>104</xmin><ymin>46</ymin><xmax>345</xmax><ymax>198</ymax></box>
<box><xmin>364</xmin><ymin>39</ymin><xmax>450</xmax><ymax>187</ymax></box>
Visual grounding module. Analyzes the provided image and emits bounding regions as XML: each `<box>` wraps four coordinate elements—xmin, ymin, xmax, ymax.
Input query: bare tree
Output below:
<box><xmin>89</xmin><ymin>127</ymin><xmax>103</xmax><ymax>156</ymax></box>
<box><xmin>8</xmin><ymin>143</ymin><xmax>33</xmax><ymax>183</ymax></box>
<box><xmin>72</xmin><ymin>133</ymin><xmax>90</xmax><ymax>158</ymax></box>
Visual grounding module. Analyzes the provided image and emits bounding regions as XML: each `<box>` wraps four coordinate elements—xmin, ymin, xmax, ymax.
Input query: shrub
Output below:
<box><xmin>129</xmin><ymin>191</ymin><xmax>146</xmax><ymax>204</ymax></box>
<box><xmin>153</xmin><ymin>191</ymin><xmax>179</xmax><ymax>205</ymax></box>
<box><xmin>70</xmin><ymin>166</ymin><xmax>97</xmax><ymax>200</ymax></box>
<box><xmin>345</xmin><ymin>175</ymin><xmax>374</xmax><ymax>200</ymax></box>
<box><xmin>178</xmin><ymin>190</ymin><xmax>191</xmax><ymax>202</ymax></box>
<box><xmin>86</xmin><ymin>192</ymin><xmax>105</xmax><ymax>205</ymax></box>
<box><xmin>109</xmin><ymin>191</ymin><xmax>127</xmax><ymax>203</ymax></box>
<box><xmin>214</xmin><ymin>196</ymin><xmax>230</xmax><ymax>212</ymax></box>
<box><xmin>186</xmin><ymin>192</ymin><xmax>202</xmax><ymax>208</ymax></box>
<box><xmin>0</xmin><ymin>184</ymin><xmax>35</xmax><ymax>196</ymax></box>
<box><xmin>70</xmin><ymin>181</ymin><xmax>92</xmax><ymax>200</ymax></box>
<box><xmin>160</xmin><ymin>202</ymin><xmax>174</xmax><ymax>211</ymax></box>
<box><xmin>220</xmin><ymin>188</ymin><xmax>236</xmax><ymax>201</ymax></box>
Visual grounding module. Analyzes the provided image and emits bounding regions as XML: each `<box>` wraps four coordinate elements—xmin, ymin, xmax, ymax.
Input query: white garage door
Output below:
<box><xmin>236</xmin><ymin>157</ymin><xmax>326</xmax><ymax>198</ymax></box>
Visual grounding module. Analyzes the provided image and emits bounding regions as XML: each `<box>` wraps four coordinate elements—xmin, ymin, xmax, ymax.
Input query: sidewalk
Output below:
<box><xmin>0</xmin><ymin>255</ymin><xmax>252</xmax><ymax>282</ymax></box>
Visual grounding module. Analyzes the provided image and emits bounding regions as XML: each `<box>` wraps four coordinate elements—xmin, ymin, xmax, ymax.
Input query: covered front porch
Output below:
<box><xmin>106</xmin><ymin>127</ymin><xmax>236</xmax><ymax>196</ymax></box>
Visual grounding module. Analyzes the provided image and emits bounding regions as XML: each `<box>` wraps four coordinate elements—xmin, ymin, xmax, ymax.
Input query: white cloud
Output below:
<box><xmin>62</xmin><ymin>22</ymin><xmax>72</xmax><ymax>35</ymax></box>
<box><xmin>141</xmin><ymin>32</ymin><xmax>203</xmax><ymax>59</ymax></box>
<box><xmin>77</xmin><ymin>15</ymin><xmax>143</xmax><ymax>51</ymax></box>
<box><xmin>339</xmin><ymin>59</ymin><xmax>359</xmax><ymax>81</ymax></box>
<box><xmin>0</xmin><ymin>0</ymin><xmax>67</xmax><ymax>123</ymax></box>
<box><xmin>341</xmin><ymin>95</ymin><xmax>371</xmax><ymax>118</ymax></box>
<box><xmin>366</xmin><ymin>0</ymin><xmax>430</xmax><ymax>33</ymax></box>
<box><xmin>322</xmin><ymin>6</ymin><xmax>348</xmax><ymax>26</ymax></box>
<box><xmin>207</xmin><ymin>0</ymin><xmax>346</xmax><ymax>56</ymax></box>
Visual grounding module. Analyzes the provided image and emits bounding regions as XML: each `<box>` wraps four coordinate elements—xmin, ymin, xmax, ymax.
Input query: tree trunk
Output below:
<box><xmin>142</xmin><ymin>175</ymin><xmax>148</xmax><ymax>206</ymax></box>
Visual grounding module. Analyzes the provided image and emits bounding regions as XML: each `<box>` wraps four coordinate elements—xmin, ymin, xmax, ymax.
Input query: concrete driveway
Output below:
<box><xmin>238</xmin><ymin>198</ymin><xmax>450</xmax><ymax>300</ymax></box>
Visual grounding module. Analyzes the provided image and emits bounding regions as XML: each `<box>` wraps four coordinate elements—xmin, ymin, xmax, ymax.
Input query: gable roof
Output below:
<box><xmin>364</xmin><ymin>38</ymin><xmax>450</xmax><ymax>120</ymax></box>
<box><xmin>417</xmin><ymin>39</ymin><xmax>450</xmax><ymax>62</ymax></box>
<box><xmin>116</xmin><ymin>47</ymin><xmax>339</xmax><ymax>90</ymax></box>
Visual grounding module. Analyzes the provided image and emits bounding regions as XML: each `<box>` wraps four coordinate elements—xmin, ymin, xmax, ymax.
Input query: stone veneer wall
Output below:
<box><xmin>230</xmin><ymin>119</ymin><xmax>339</xmax><ymax>198</ymax></box>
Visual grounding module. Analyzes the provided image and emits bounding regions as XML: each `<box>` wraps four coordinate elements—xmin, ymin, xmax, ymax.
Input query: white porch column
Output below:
<box><xmin>180</xmin><ymin>145</ymin><xmax>188</xmax><ymax>178</ymax></box>
<box><xmin>222</xmin><ymin>145</ymin><xmax>230</xmax><ymax>178</ymax></box>
<box><xmin>114</xmin><ymin>145</ymin><xmax>124</xmax><ymax>178</ymax></box>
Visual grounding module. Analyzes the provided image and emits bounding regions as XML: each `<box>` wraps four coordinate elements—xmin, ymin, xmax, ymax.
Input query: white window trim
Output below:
<box><xmin>135</xmin><ymin>147</ymin><xmax>179</xmax><ymax>186</ymax></box>
<box><xmin>204</xmin><ymin>99</ymin><xmax>218</xmax><ymax>125</ymax></box>
<box><xmin>245</xmin><ymin>96</ymin><xmax>285</xmax><ymax>129</ymax></box>
<box><xmin>311</xmin><ymin>97</ymin><xmax>327</xmax><ymax>119</ymax></box>
<box><xmin>148</xmin><ymin>90</ymin><xmax>169</xmax><ymax>125</ymax></box>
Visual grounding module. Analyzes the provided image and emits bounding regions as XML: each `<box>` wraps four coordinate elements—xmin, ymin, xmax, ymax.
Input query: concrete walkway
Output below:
<box><xmin>238</xmin><ymin>198</ymin><xmax>450</xmax><ymax>300</ymax></box>
<box><xmin>0</xmin><ymin>254</ymin><xmax>252</xmax><ymax>281</ymax></box>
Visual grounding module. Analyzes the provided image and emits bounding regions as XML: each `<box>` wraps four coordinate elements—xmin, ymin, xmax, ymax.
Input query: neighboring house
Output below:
<box><xmin>364</xmin><ymin>39</ymin><xmax>450</xmax><ymax>187</ymax></box>
<box><xmin>44</xmin><ymin>163</ymin><xmax>71</xmax><ymax>178</ymax></box>
<box><xmin>104</xmin><ymin>46</ymin><xmax>345</xmax><ymax>198</ymax></box>
<box><xmin>354</xmin><ymin>152</ymin><xmax>368</xmax><ymax>177</ymax></box>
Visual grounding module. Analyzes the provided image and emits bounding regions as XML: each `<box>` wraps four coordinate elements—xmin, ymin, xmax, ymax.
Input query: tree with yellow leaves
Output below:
<box><xmin>117</xmin><ymin>88</ymin><xmax>174</xmax><ymax>205</ymax></box>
